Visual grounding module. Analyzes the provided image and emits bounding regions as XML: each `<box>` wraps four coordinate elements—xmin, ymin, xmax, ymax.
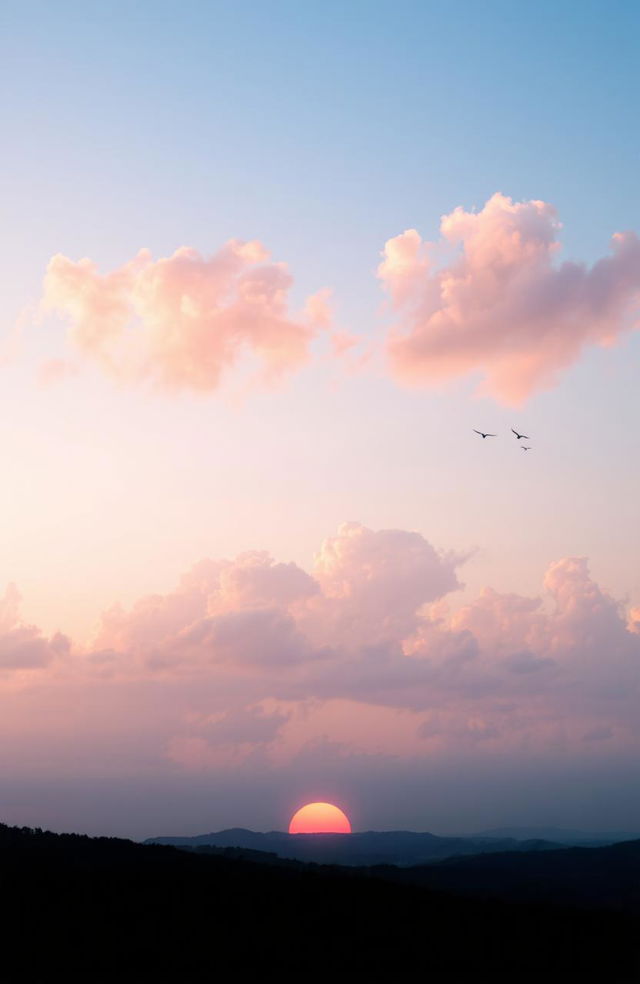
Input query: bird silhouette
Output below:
<box><xmin>521</xmin><ymin>446</ymin><xmax>532</xmax><ymax>451</ymax></box>
<box><xmin>473</xmin><ymin>430</ymin><xmax>496</xmax><ymax>439</ymax></box>
<box><xmin>511</xmin><ymin>428</ymin><xmax>529</xmax><ymax>440</ymax></box>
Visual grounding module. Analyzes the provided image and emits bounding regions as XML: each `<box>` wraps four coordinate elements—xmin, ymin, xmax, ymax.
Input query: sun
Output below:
<box><xmin>288</xmin><ymin>801</ymin><xmax>352</xmax><ymax>834</ymax></box>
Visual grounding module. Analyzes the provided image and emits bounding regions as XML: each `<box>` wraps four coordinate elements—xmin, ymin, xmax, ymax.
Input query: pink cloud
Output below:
<box><xmin>175</xmin><ymin>608</ymin><xmax>313</xmax><ymax>670</ymax></box>
<box><xmin>84</xmin><ymin>524</ymin><xmax>640</xmax><ymax>741</ymax></box>
<box><xmin>92</xmin><ymin>551</ymin><xmax>318</xmax><ymax>669</ymax></box>
<box><xmin>627</xmin><ymin>606</ymin><xmax>640</xmax><ymax>635</ymax></box>
<box><xmin>303</xmin><ymin>288</ymin><xmax>362</xmax><ymax>364</ymax></box>
<box><xmin>2</xmin><ymin>524</ymin><xmax>640</xmax><ymax>794</ymax></box>
<box><xmin>197</xmin><ymin>704</ymin><xmax>291</xmax><ymax>746</ymax></box>
<box><xmin>43</xmin><ymin>241</ymin><xmax>329</xmax><ymax>393</ymax></box>
<box><xmin>308</xmin><ymin>522</ymin><xmax>463</xmax><ymax>648</ymax></box>
<box><xmin>379</xmin><ymin>193</ymin><xmax>640</xmax><ymax>404</ymax></box>
<box><xmin>0</xmin><ymin>583</ymin><xmax>69</xmax><ymax>671</ymax></box>
<box><xmin>304</xmin><ymin>288</ymin><xmax>333</xmax><ymax>330</ymax></box>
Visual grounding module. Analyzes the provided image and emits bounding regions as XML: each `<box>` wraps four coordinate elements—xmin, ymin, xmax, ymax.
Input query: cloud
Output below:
<box><xmin>42</xmin><ymin>241</ymin><xmax>329</xmax><ymax>393</ymax></box>
<box><xmin>198</xmin><ymin>704</ymin><xmax>291</xmax><ymax>746</ymax></box>
<box><xmin>0</xmin><ymin>583</ymin><xmax>69</xmax><ymax>671</ymax></box>
<box><xmin>166</xmin><ymin>703</ymin><xmax>292</xmax><ymax>770</ymax></box>
<box><xmin>92</xmin><ymin>551</ymin><xmax>319</xmax><ymax>671</ymax></box>
<box><xmin>37</xmin><ymin>194</ymin><xmax>640</xmax><ymax>403</ymax></box>
<box><xmin>175</xmin><ymin>608</ymin><xmax>313</xmax><ymax>670</ymax></box>
<box><xmin>379</xmin><ymin>193</ymin><xmax>640</xmax><ymax>404</ymax></box>
<box><xmin>627</xmin><ymin>606</ymin><xmax>640</xmax><ymax>634</ymax></box>
<box><xmin>84</xmin><ymin>524</ymin><xmax>640</xmax><ymax>739</ymax></box>
<box><xmin>2</xmin><ymin>523</ymin><xmax>640</xmax><ymax>814</ymax></box>
<box><xmin>309</xmin><ymin>522</ymin><xmax>463</xmax><ymax>648</ymax></box>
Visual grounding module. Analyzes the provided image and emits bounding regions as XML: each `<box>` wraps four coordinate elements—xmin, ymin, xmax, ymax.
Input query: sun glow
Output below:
<box><xmin>288</xmin><ymin>802</ymin><xmax>352</xmax><ymax>834</ymax></box>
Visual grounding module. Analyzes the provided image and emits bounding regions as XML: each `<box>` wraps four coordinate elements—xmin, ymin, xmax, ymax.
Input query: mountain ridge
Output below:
<box><xmin>472</xmin><ymin>825</ymin><xmax>640</xmax><ymax>844</ymax></box>
<box><xmin>145</xmin><ymin>826</ymin><xmax>564</xmax><ymax>866</ymax></box>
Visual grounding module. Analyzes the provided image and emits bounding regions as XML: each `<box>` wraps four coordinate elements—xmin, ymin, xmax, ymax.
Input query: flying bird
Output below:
<box><xmin>473</xmin><ymin>430</ymin><xmax>496</xmax><ymax>439</ymax></box>
<box><xmin>511</xmin><ymin>428</ymin><xmax>529</xmax><ymax>440</ymax></box>
<box><xmin>521</xmin><ymin>446</ymin><xmax>532</xmax><ymax>451</ymax></box>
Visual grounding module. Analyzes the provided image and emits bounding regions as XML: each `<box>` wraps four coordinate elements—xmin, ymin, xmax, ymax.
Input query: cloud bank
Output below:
<box><xmin>2</xmin><ymin>523</ymin><xmax>638</xmax><ymax>772</ymax></box>
<box><xmin>380</xmin><ymin>193</ymin><xmax>640</xmax><ymax>404</ymax></box>
<box><xmin>2</xmin><ymin>522</ymin><xmax>640</xmax><ymax>833</ymax></box>
<box><xmin>43</xmin><ymin>241</ymin><xmax>329</xmax><ymax>393</ymax></box>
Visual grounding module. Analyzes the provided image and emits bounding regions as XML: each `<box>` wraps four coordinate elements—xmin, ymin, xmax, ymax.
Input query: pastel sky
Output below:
<box><xmin>2</xmin><ymin>0</ymin><xmax>640</xmax><ymax>838</ymax></box>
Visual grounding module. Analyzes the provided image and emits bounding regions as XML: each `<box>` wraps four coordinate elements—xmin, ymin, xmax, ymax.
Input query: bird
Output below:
<box><xmin>521</xmin><ymin>446</ymin><xmax>532</xmax><ymax>451</ymax></box>
<box><xmin>511</xmin><ymin>428</ymin><xmax>529</xmax><ymax>440</ymax></box>
<box><xmin>473</xmin><ymin>430</ymin><xmax>496</xmax><ymax>439</ymax></box>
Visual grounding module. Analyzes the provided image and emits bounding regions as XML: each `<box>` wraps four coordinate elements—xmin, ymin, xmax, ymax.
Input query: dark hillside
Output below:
<box><xmin>0</xmin><ymin>823</ymin><xmax>638</xmax><ymax>982</ymax></box>
<box><xmin>384</xmin><ymin>838</ymin><xmax>640</xmax><ymax>912</ymax></box>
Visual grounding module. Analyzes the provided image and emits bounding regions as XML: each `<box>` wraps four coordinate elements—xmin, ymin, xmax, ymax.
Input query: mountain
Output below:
<box><xmin>145</xmin><ymin>827</ymin><xmax>564</xmax><ymax>866</ymax></box>
<box><xmin>146</xmin><ymin>828</ymin><xmax>640</xmax><ymax>912</ymax></box>
<box><xmin>384</xmin><ymin>838</ymin><xmax>640</xmax><ymax>913</ymax></box>
<box><xmin>1</xmin><ymin>821</ymin><xmax>638</xmax><ymax>982</ymax></box>
<box><xmin>473</xmin><ymin>825</ymin><xmax>640</xmax><ymax>844</ymax></box>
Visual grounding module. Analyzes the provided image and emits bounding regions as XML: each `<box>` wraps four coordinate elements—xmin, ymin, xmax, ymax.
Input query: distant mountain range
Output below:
<box><xmin>473</xmin><ymin>826</ymin><xmax>640</xmax><ymax>844</ymax></box>
<box><xmin>146</xmin><ymin>826</ymin><xmax>640</xmax><ymax>867</ymax></box>
<box><xmin>145</xmin><ymin>826</ymin><xmax>569</xmax><ymax>866</ymax></box>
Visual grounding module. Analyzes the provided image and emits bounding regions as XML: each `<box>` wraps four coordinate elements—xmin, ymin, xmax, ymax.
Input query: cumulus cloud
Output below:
<box><xmin>84</xmin><ymin>524</ymin><xmax>640</xmax><ymax>744</ymax></box>
<box><xmin>0</xmin><ymin>583</ymin><xmax>69</xmax><ymax>671</ymax></box>
<box><xmin>309</xmin><ymin>522</ymin><xmax>463</xmax><ymax>648</ymax></box>
<box><xmin>380</xmin><ymin>193</ymin><xmax>640</xmax><ymax>404</ymax></box>
<box><xmin>175</xmin><ymin>608</ymin><xmax>313</xmax><ymax>670</ymax></box>
<box><xmin>42</xmin><ymin>241</ymin><xmax>330</xmax><ymax>393</ymax></box>
<box><xmin>2</xmin><ymin>524</ymin><xmax>640</xmax><ymax>804</ymax></box>
<box><xmin>92</xmin><ymin>551</ymin><xmax>319</xmax><ymax>671</ymax></box>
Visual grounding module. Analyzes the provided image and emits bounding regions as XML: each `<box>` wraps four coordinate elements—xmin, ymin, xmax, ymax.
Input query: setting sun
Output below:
<box><xmin>288</xmin><ymin>802</ymin><xmax>352</xmax><ymax>834</ymax></box>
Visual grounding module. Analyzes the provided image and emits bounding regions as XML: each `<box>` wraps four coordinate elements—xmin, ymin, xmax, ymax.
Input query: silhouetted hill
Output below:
<box><xmin>146</xmin><ymin>826</ymin><xmax>564</xmax><ymax>865</ymax></box>
<box><xmin>474</xmin><ymin>825</ymin><xmax>640</xmax><ymax>845</ymax></box>
<box><xmin>382</xmin><ymin>838</ymin><xmax>640</xmax><ymax>913</ymax></box>
<box><xmin>1</xmin><ymin>822</ymin><xmax>638</xmax><ymax>982</ymax></box>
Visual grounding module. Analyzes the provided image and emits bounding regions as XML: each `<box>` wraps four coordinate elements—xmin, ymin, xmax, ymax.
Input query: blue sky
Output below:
<box><xmin>4</xmin><ymin>0</ymin><xmax>640</xmax><ymax>284</ymax></box>
<box><xmin>2</xmin><ymin>0</ymin><xmax>640</xmax><ymax>609</ymax></box>
<box><xmin>3</xmin><ymin>0</ymin><xmax>640</xmax><ymax>622</ymax></box>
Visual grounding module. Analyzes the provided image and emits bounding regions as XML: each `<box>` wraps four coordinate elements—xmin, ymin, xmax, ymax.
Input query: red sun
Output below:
<box><xmin>288</xmin><ymin>802</ymin><xmax>352</xmax><ymax>834</ymax></box>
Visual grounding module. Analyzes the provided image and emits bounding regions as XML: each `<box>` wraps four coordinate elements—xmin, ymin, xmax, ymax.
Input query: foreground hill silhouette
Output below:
<box><xmin>1</xmin><ymin>823</ymin><xmax>639</xmax><ymax>981</ymax></box>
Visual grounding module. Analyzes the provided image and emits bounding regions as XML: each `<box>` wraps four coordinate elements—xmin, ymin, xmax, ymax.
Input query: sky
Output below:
<box><xmin>1</xmin><ymin>0</ymin><xmax>640</xmax><ymax>838</ymax></box>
